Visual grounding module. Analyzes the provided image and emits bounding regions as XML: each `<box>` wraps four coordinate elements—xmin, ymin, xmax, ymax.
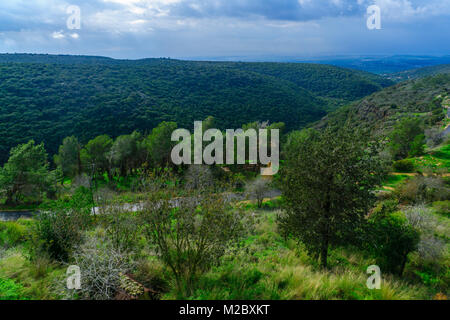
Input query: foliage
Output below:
<box><xmin>280</xmin><ymin>126</ymin><xmax>387</xmax><ymax>268</ymax></box>
<box><xmin>29</xmin><ymin>187</ymin><xmax>93</xmax><ymax>262</ymax></box>
<box><xmin>319</xmin><ymin>74</ymin><xmax>450</xmax><ymax>139</ymax></box>
<box><xmin>53</xmin><ymin>136</ymin><xmax>81</xmax><ymax>179</ymax></box>
<box><xmin>409</xmin><ymin>134</ymin><xmax>426</xmax><ymax>157</ymax></box>
<box><xmin>0</xmin><ymin>55</ymin><xmax>393</xmax><ymax>164</ymax></box>
<box><xmin>367</xmin><ymin>210</ymin><xmax>420</xmax><ymax>276</ymax></box>
<box><xmin>0</xmin><ymin>220</ymin><xmax>28</xmax><ymax>249</ymax></box>
<box><xmin>0</xmin><ymin>140</ymin><xmax>53</xmax><ymax>205</ymax></box>
<box><xmin>396</xmin><ymin>175</ymin><xmax>450</xmax><ymax>204</ymax></box>
<box><xmin>140</xmin><ymin>191</ymin><xmax>245</xmax><ymax>295</ymax></box>
<box><xmin>393</xmin><ymin>159</ymin><xmax>415</xmax><ymax>173</ymax></box>
<box><xmin>184</xmin><ymin>165</ymin><xmax>214</xmax><ymax>191</ymax></box>
<box><xmin>389</xmin><ymin>117</ymin><xmax>423</xmax><ymax>160</ymax></box>
<box><xmin>245</xmin><ymin>177</ymin><xmax>272</xmax><ymax>208</ymax></box>
<box><xmin>145</xmin><ymin>122</ymin><xmax>178</xmax><ymax>167</ymax></box>
<box><xmin>425</xmin><ymin>127</ymin><xmax>443</xmax><ymax>148</ymax></box>
<box><xmin>0</xmin><ymin>277</ymin><xmax>27</xmax><ymax>300</ymax></box>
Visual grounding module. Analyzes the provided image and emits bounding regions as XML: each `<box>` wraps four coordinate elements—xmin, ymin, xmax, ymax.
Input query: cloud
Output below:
<box><xmin>0</xmin><ymin>0</ymin><xmax>449</xmax><ymax>58</ymax></box>
<box><xmin>52</xmin><ymin>30</ymin><xmax>65</xmax><ymax>39</ymax></box>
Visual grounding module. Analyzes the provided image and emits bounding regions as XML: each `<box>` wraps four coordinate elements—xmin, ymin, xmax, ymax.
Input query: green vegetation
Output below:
<box><xmin>389</xmin><ymin>64</ymin><xmax>450</xmax><ymax>82</ymax></box>
<box><xmin>0</xmin><ymin>54</ymin><xmax>393</xmax><ymax>164</ymax></box>
<box><xmin>280</xmin><ymin>126</ymin><xmax>386</xmax><ymax>268</ymax></box>
<box><xmin>0</xmin><ymin>60</ymin><xmax>448</xmax><ymax>301</ymax></box>
<box><xmin>0</xmin><ymin>277</ymin><xmax>27</xmax><ymax>300</ymax></box>
<box><xmin>319</xmin><ymin>74</ymin><xmax>450</xmax><ymax>136</ymax></box>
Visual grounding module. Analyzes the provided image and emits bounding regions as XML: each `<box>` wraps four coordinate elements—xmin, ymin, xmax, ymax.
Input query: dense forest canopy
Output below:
<box><xmin>0</xmin><ymin>54</ymin><xmax>393</xmax><ymax>163</ymax></box>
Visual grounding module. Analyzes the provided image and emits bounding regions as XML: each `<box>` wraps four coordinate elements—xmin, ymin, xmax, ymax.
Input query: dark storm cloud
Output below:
<box><xmin>170</xmin><ymin>0</ymin><xmax>365</xmax><ymax>21</ymax></box>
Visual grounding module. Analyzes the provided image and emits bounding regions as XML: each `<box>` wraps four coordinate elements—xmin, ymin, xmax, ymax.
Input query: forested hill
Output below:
<box><xmin>318</xmin><ymin>73</ymin><xmax>450</xmax><ymax>135</ymax></box>
<box><xmin>387</xmin><ymin>64</ymin><xmax>450</xmax><ymax>83</ymax></box>
<box><xmin>0</xmin><ymin>54</ymin><xmax>392</xmax><ymax>163</ymax></box>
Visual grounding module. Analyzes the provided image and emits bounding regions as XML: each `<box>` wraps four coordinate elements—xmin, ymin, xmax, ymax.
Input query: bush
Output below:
<box><xmin>100</xmin><ymin>206</ymin><xmax>141</xmax><ymax>252</ymax></box>
<box><xmin>425</xmin><ymin>128</ymin><xmax>443</xmax><ymax>148</ymax></box>
<box><xmin>28</xmin><ymin>186</ymin><xmax>94</xmax><ymax>262</ymax></box>
<box><xmin>432</xmin><ymin>201</ymin><xmax>450</xmax><ymax>217</ymax></box>
<box><xmin>67</xmin><ymin>236</ymin><xmax>132</xmax><ymax>300</ymax></box>
<box><xmin>185</xmin><ymin>165</ymin><xmax>214</xmax><ymax>190</ymax></box>
<box><xmin>367</xmin><ymin>212</ymin><xmax>420</xmax><ymax>276</ymax></box>
<box><xmin>396</xmin><ymin>176</ymin><xmax>450</xmax><ymax>204</ymax></box>
<box><xmin>0</xmin><ymin>278</ymin><xmax>27</xmax><ymax>300</ymax></box>
<box><xmin>409</xmin><ymin>134</ymin><xmax>425</xmax><ymax>157</ymax></box>
<box><xmin>30</xmin><ymin>208</ymin><xmax>91</xmax><ymax>262</ymax></box>
<box><xmin>245</xmin><ymin>177</ymin><xmax>272</xmax><ymax>208</ymax></box>
<box><xmin>403</xmin><ymin>205</ymin><xmax>436</xmax><ymax>234</ymax></box>
<box><xmin>0</xmin><ymin>221</ymin><xmax>28</xmax><ymax>248</ymax></box>
<box><xmin>417</xmin><ymin>237</ymin><xmax>445</xmax><ymax>263</ymax></box>
<box><xmin>141</xmin><ymin>192</ymin><xmax>245</xmax><ymax>295</ymax></box>
<box><xmin>393</xmin><ymin>159</ymin><xmax>415</xmax><ymax>173</ymax></box>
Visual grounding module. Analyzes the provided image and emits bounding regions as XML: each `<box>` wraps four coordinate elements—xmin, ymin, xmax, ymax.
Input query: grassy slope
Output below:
<box><xmin>388</xmin><ymin>64</ymin><xmax>450</xmax><ymax>83</ymax></box>
<box><xmin>163</xmin><ymin>211</ymin><xmax>428</xmax><ymax>300</ymax></box>
<box><xmin>317</xmin><ymin>74</ymin><xmax>450</xmax><ymax>136</ymax></box>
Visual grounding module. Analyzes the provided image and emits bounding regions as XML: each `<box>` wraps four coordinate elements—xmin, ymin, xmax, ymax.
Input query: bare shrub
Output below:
<box><xmin>71</xmin><ymin>174</ymin><xmax>91</xmax><ymax>190</ymax></box>
<box><xmin>245</xmin><ymin>177</ymin><xmax>271</xmax><ymax>208</ymax></box>
<box><xmin>397</xmin><ymin>175</ymin><xmax>450</xmax><ymax>204</ymax></box>
<box><xmin>185</xmin><ymin>165</ymin><xmax>214</xmax><ymax>190</ymax></box>
<box><xmin>425</xmin><ymin>127</ymin><xmax>443</xmax><ymax>148</ymax></box>
<box><xmin>418</xmin><ymin>236</ymin><xmax>445</xmax><ymax>263</ymax></box>
<box><xmin>404</xmin><ymin>204</ymin><xmax>436</xmax><ymax>234</ymax></box>
<box><xmin>101</xmin><ymin>205</ymin><xmax>141</xmax><ymax>252</ymax></box>
<box><xmin>404</xmin><ymin>205</ymin><xmax>444</xmax><ymax>264</ymax></box>
<box><xmin>71</xmin><ymin>236</ymin><xmax>132</xmax><ymax>300</ymax></box>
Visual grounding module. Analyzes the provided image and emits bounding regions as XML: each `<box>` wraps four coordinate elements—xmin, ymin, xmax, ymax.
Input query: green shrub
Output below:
<box><xmin>396</xmin><ymin>176</ymin><xmax>450</xmax><ymax>204</ymax></box>
<box><xmin>393</xmin><ymin>159</ymin><xmax>415</xmax><ymax>173</ymax></box>
<box><xmin>367</xmin><ymin>212</ymin><xmax>420</xmax><ymax>276</ymax></box>
<box><xmin>0</xmin><ymin>221</ymin><xmax>28</xmax><ymax>248</ymax></box>
<box><xmin>409</xmin><ymin>134</ymin><xmax>425</xmax><ymax>157</ymax></box>
<box><xmin>432</xmin><ymin>201</ymin><xmax>450</xmax><ymax>217</ymax></box>
<box><xmin>0</xmin><ymin>278</ymin><xmax>27</xmax><ymax>300</ymax></box>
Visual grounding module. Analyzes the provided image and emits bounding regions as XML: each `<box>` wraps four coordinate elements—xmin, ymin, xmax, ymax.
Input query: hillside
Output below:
<box><xmin>387</xmin><ymin>64</ymin><xmax>450</xmax><ymax>82</ymax></box>
<box><xmin>215</xmin><ymin>62</ymin><xmax>393</xmax><ymax>109</ymax></box>
<box><xmin>318</xmin><ymin>73</ymin><xmax>450</xmax><ymax>136</ymax></box>
<box><xmin>0</xmin><ymin>54</ymin><xmax>392</xmax><ymax>163</ymax></box>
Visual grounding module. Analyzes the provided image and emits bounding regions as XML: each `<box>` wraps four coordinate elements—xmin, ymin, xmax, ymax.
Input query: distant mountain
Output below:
<box><xmin>296</xmin><ymin>55</ymin><xmax>450</xmax><ymax>75</ymax></box>
<box><xmin>317</xmin><ymin>73</ymin><xmax>450</xmax><ymax>135</ymax></box>
<box><xmin>0</xmin><ymin>54</ymin><xmax>392</xmax><ymax>163</ymax></box>
<box><xmin>386</xmin><ymin>64</ymin><xmax>450</xmax><ymax>82</ymax></box>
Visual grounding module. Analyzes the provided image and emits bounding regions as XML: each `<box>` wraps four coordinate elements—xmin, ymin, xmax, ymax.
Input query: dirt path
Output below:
<box><xmin>391</xmin><ymin>172</ymin><xmax>450</xmax><ymax>177</ymax></box>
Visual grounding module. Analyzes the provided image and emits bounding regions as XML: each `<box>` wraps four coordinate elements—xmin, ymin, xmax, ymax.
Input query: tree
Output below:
<box><xmin>389</xmin><ymin>117</ymin><xmax>423</xmax><ymax>160</ymax></box>
<box><xmin>279</xmin><ymin>127</ymin><xmax>387</xmax><ymax>268</ymax></box>
<box><xmin>81</xmin><ymin>135</ymin><xmax>113</xmax><ymax>178</ymax></box>
<box><xmin>54</xmin><ymin>136</ymin><xmax>81</xmax><ymax>180</ymax></box>
<box><xmin>408</xmin><ymin>134</ymin><xmax>425</xmax><ymax>157</ymax></box>
<box><xmin>145</xmin><ymin>122</ymin><xmax>177</xmax><ymax>167</ymax></box>
<box><xmin>245</xmin><ymin>177</ymin><xmax>271</xmax><ymax>208</ymax></box>
<box><xmin>0</xmin><ymin>140</ymin><xmax>51</xmax><ymax>205</ymax></box>
<box><xmin>110</xmin><ymin>133</ymin><xmax>138</xmax><ymax>177</ymax></box>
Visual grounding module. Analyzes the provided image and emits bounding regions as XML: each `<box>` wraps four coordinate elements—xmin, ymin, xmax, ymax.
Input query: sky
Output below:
<box><xmin>0</xmin><ymin>0</ymin><xmax>449</xmax><ymax>60</ymax></box>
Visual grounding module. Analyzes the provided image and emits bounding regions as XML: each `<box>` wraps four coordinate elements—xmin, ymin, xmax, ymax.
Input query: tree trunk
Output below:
<box><xmin>320</xmin><ymin>233</ymin><xmax>329</xmax><ymax>268</ymax></box>
<box><xmin>321</xmin><ymin>178</ymin><xmax>332</xmax><ymax>269</ymax></box>
<box><xmin>399</xmin><ymin>254</ymin><xmax>407</xmax><ymax>276</ymax></box>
